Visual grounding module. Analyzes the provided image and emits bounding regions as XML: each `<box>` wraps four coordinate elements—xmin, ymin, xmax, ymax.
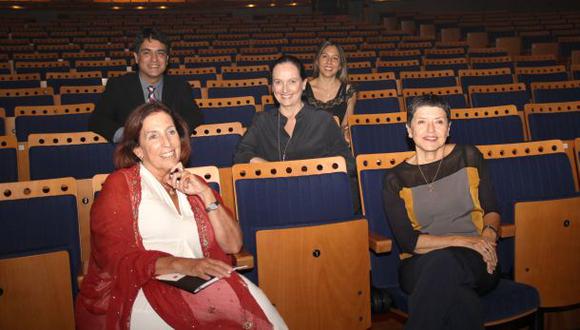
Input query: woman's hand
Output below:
<box><xmin>164</xmin><ymin>163</ymin><xmax>212</xmax><ymax>197</ymax></box>
<box><xmin>455</xmin><ymin>236</ymin><xmax>498</xmax><ymax>274</ymax></box>
<box><xmin>171</xmin><ymin>257</ymin><xmax>233</xmax><ymax>280</ymax></box>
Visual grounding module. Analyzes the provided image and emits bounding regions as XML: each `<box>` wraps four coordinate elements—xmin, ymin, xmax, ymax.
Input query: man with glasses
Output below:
<box><xmin>90</xmin><ymin>28</ymin><xmax>202</xmax><ymax>142</ymax></box>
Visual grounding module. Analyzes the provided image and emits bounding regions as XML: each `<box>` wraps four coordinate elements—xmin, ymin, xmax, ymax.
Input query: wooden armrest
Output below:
<box><xmin>233</xmin><ymin>249</ymin><xmax>254</xmax><ymax>269</ymax></box>
<box><xmin>369</xmin><ymin>231</ymin><xmax>392</xmax><ymax>253</ymax></box>
<box><xmin>501</xmin><ymin>224</ymin><xmax>515</xmax><ymax>238</ymax></box>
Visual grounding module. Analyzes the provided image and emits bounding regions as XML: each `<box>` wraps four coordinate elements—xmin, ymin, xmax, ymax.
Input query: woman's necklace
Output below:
<box><xmin>277</xmin><ymin>103</ymin><xmax>303</xmax><ymax>161</ymax></box>
<box><xmin>416</xmin><ymin>153</ymin><xmax>445</xmax><ymax>192</ymax></box>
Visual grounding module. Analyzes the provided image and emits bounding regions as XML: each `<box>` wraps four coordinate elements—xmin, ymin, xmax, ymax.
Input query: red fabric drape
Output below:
<box><xmin>75</xmin><ymin>165</ymin><xmax>271</xmax><ymax>329</ymax></box>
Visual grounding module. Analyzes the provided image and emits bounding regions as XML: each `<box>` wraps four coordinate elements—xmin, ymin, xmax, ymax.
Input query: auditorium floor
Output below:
<box><xmin>371</xmin><ymin>312</ymin><xmax>404</xmax><ymax>329</ymax></box>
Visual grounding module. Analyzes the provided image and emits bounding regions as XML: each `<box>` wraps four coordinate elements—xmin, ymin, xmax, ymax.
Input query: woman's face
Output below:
<box><xmin>272</xmin><ymin>62</ymin><xmax>306</xmax><ymax>109</ymax></box>
<box><xmin>133</xmin><ymin>111</ymin><xmax>181</xmax><ymax>180</ymax></box>
<box><xmin>406</xmin><ymin>105</ymin><xmax>450</xmax><ymax>153</ymax></box>
<box><xmin>317</xmin><ymin>45</ymin><xmax>341</xmax><ymax>78</ymax></box>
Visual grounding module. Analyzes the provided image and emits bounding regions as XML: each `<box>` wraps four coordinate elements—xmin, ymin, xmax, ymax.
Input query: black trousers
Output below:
<box><xmin>399</xmin><ymin>247</ymin><xmax>500</xmax><ymax>330</ymax></box>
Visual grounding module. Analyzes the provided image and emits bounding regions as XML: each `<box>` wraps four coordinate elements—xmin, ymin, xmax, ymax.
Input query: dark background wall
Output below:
<box><xmin>362</xmin><ymin>0</ymin><xmax>580</xmax><ymax>24</ymax></box>
<box><xmin>369</xmin><ymin>0</ymin><xmax>580</xmax><ymax>12</ymax></box>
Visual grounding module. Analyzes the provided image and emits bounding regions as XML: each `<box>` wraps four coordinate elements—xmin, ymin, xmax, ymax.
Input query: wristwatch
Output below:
<box><xmin>205</xmin><ymin>200</ymin><xmax>220</xmax><ymax>213</ymax></box>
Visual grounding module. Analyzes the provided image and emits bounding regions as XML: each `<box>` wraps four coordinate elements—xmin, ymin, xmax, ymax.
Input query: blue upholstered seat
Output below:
<box><xmin>199</xmin><ymin>100</ymin><xmax>256</xmax><ymax>127</ymax></box>
<box><xmin>15</xmin><ymin>113</ymin><xmax>91</xmax><ymax>142</ymax></box>
<box><xmin>354</xmin><ymin>79</ymin><xmax>398</xmax><ymax>92</ymax></box>
<box><xmin>449</xmin><ymin>107</ymin><xmax>525</xmax><ymax>145</ymax></box>
<box><xmin>401</xmin><ymin>76</ymin><xmax>457</xmax><ymax>89</ymax></box>
<box><xmin>533</xmin><ymin>87</ymin><xmax>580</xmax><ymax>103</ymax></box>
<box><xmin>0</xmin><ymin>79</ymin><xmax>41</xmax><ymax>88</ymax></box>
<box><xmin>515</xmin><ymin>59</ymin><xmax>558</xmax><ymax>68</ymax></box>
<box><xmin>460</xmin><ymin>74</ymin><xmax>514</xmax><ymax>92</ymax></box>
<box><xmin>377</xmin><ymin>63</ymin><xmax>421</xmax><ymax>79</ymax></box>
<box><xmin>47</xmin><ymin>77</ymin><xmax>102</xmax><ymax>92</ymax></box>
<box><xmin>355</xmin><ymin>97</ymin><xmax>401</xmax><ymax>114</ymax></box>
<box><xmin>526</xmin><ymin>111</ymin><xmax>580</xmax><ymax>141</ymax></box>
<box><xmin>208</xmin><ymin>85</ymin><xmax>269</xmax><ymax>105</ymax></box>
<box><xmin>233</xmin><ymin>158</ymin><xmax>355</xmax><ymax>284</ymax></box>
<box><xmin>28</xmin><ymin>134</ymin><xmax>115</xmax><ymax>180</ymax></box>
<box><xmin>405</xmin><ymin>93</ymin><xmax>468</xmax><ymax>110</ymax></box>
<box><xmin>479</xmin><ymin>141</ymin><xmax>577</xmax><ymax>275</ymax></box>
<box><xmin>189</xmin><ymin>134</ymin><xmax>241</xmax><ymax>168</ymax></box>
<box><xmin>0</xmin><ymin>141</ymin><xmax>18</xmax><ymax>183</ymax></box>
<box><xmin>349</xmin><ymin>114</ymin><xmax>411</xmax><ymax>156</ymax></box>
<box><xmin>472</xmin><ymin>61</ymin><xmax>515</xmax><ymax>71</ymax></box>
<box><xmin>0</xmin><ymin>178</ymin><xmax>81</xmax><ymax>293</ymax></box>
<box><xmin>15</xmin><ymin>66</ymin><xmax>69</xmax><ymax>80</ymax></box>
<box><xmin>470</xmin><ymin>84</ymin><xmax>530</xmax><ymax>111</ymax></box>
<box><xmin>0</xmin><ymin>94</ymin><xmax>54</xmax><ymax>117</ymax></box>
<box><xmin>450</xmin><ymin>117</ymin><xmax>524</xmax><ymax>145</ymax></box>
<box><xmin>424</xmin><ymin>62</ymin><xmax>469</xmax><ymax>74</ymax></box>
<box><xmin>516</xmin><ymin>71</ymin><xmax>568</xmax><ymax>89</ymax></box>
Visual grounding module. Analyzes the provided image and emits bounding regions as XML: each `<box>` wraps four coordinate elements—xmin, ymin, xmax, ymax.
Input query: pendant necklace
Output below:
<box><xmin>277</xmin><ymin>103</ymin><xmax>302</xmax><ymax>161</ymax></box>
<box><xmin>417</xmin><ymin>152</ymin><xmax>445</xmax><ymax>192</ymax></box>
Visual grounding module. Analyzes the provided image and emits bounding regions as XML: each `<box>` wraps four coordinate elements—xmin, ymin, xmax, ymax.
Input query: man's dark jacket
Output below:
<box><xmin>89</xmin><ymin>72</ymin><xmax>202</xmax><ymax>141</ymax></box>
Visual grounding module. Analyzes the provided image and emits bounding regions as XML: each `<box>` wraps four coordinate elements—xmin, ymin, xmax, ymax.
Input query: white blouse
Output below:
<box><xmin>130</xmin><ymin>164</ymin><xmax>286</xmax><ymax>329</ymax></box>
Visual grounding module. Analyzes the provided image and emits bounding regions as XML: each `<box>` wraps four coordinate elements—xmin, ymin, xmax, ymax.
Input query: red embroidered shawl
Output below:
<box><xmin>75</xmin><ymin>165</ymin><xmax>271</xmax><ymax>329</ymax></box>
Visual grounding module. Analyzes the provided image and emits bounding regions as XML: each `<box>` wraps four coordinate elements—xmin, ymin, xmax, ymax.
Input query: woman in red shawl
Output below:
<box><xmin>76</xmin><ymin>102</ymin><xmax>286</xmax><ymax>329</ymax></box>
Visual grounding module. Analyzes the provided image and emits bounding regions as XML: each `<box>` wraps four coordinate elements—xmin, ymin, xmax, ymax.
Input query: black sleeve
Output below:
<box><xmin>382</xmin><ymin>171</ymin><xmax>421</xmax><ymax>254</ymax></box>
<box><xmin>174</xmin><ymin>78</ymin><xmax>203</xmax><ymax>134</ymax></box>
<box><xmin>233</xmin><ymin>114</ymin><xmax>265</xmax><ymax>163</ymax></box>
<box><xmin>89</xmin><ymin>78</ymin><xmax>123</xmax><ymax>142</ymax></box>
<box><xmin>467</xmin><ymin>145</ymin><xmax>500</xmax><ymax>215</ymax></box>
<box><xmin>322</xmin><ymin>116</ymin><xmax>356</xmax><ymax>175</ymax></box>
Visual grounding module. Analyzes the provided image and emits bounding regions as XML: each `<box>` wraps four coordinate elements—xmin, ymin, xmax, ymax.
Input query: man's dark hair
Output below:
<box><xmin>407</xmin><ymin>94</ymin><xmax>451</xmax><ymax>124</ymax></box>
<box><xmin>133</xmin><ymin>28</ymin><xmax>171</xmax><ymax>53</ymax></box>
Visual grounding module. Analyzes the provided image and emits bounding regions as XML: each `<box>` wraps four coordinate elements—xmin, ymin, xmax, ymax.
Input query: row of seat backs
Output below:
<box><xmin>229</xmin><ymin>154</ymin><xmax>542</xmax><ymax>326</ymax></box>
<box><xmin>0</xmin><ymin>77</ymin><xmax>271</xmax><ymax>115</ymax></box>
<box><xmin>2</xmin><ymin>145</ymin><xmax>577</xmax><ymax>326</ymax></box>
<box><xmin>0</xmin><ymin>96</ymin><xmax>256</xmax><ymax>143</ymax></box>
<box><xmin>0</xmin><ymin>79</ymin><xmax>576</xmax><ymax>139</ymax></box>
<box><xmin>0</xmin><ymin>86</ymin><xmax>104</xmax><ymax>116</ymax></box>
<box><xmin>1</xmin><ymin>65</ymin><xmax>577</xmax><ymax>114</ymax></box>
<box><xmin>355</xmin><ymin>140</ymin><xmax>579</xmax><ymax>310</ymax></box>
<box><xmin>5</xmin><ymin>61</ymin><xmax>576</xmax><ymax>95</ymax></box>
<box><xmin>0</xmin><ymin>156</ymin><xmax>370</xmax><ymax>329</ymax></box>
<box><xmin>347</xmin><ymin>103</ymin><xmax>580</xmax><ymax>155</ymax></box>
<box><xmin>0</xmin><ymin>78</ymin><xmax>577</xmax><ymax>128</ymax></box>
<box><xmin>318</xmin><ymin>82</ymin><xmax>577</xmax><ymax>115</ymax></box>
<box><xmin>0</xmin><ymin>122</ymin><xmax>245</xmax><ymax>183</ymax></box>
<box><xmin>1</xmin><ymin>51</ymin><xmax>568</xmax><ymax>72</ymax></box>
<box><xmin>1</xmin><ymin>101</ymin><xmax>578</xmax><ymax>183</ymax></box>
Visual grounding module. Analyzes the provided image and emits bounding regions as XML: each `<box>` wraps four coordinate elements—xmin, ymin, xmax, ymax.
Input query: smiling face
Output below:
<box><xmin>407</xmin><ymin>105</ymin><xmax>451</xmax><ymax>154</ymax></box>
<box><xmin>134</xmin><ymin>38</ymin><xmax>168</xmax><ymax>84</ymax></box>
<box><xmin>133</xmin><ymin>111</ymin><xmax>181</xmax><ymax>181</ymax></box>
<box><xmin>317</xmin><ymin>45</ymin><xmax>341</xmax><ymax>78</ymax></box>
<box><xmin>272</xmin><ymin>61</ymin><xmax>306</xmax><ymax>110</ymax></box>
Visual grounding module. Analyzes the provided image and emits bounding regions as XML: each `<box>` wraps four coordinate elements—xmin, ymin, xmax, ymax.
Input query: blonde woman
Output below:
<box><xmin>304</xmin><ymin>41</ymin><xmax>357</xmax><ymax>139</ymax></box>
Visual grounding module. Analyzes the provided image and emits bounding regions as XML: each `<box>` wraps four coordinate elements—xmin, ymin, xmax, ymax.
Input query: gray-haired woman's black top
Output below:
<box><xmin>382</xmin><ymin>145</ymin><xmax>499</xmax><ymax>255</ymax></box>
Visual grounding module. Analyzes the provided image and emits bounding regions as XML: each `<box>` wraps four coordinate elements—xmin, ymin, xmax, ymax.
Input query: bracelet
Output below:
<box><xmin>483</xmin><ymin>224</ymin><xmax>500</xmax><ymax>241</ymax></box>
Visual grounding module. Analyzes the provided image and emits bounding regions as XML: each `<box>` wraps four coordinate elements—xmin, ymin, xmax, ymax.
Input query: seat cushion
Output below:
<box><xmin>381</xmin><ymin>279</ymin><xmax>538</xmax><ymax>325</ymax></box>
<box><xmin>481</xmin><ymin>279</ymin><xmax>539</xmax><ymax>323</ymax></box>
